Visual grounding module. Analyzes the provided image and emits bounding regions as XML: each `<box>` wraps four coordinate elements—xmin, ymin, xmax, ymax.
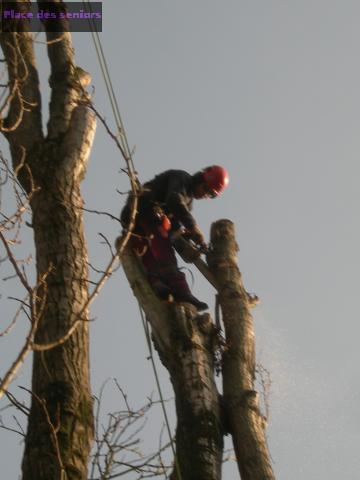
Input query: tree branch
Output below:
<box><xmin>0</xmin><ymin>2</ymin><xmax>43</xmax><ymax>173</ymax></box>
<box><xmin>207</xmin><ymin>219</ymin><xmax>275</xmax><ymax>480</ymax></box>
<box><xmin>37</xmin><ymin>0</ymin><xmax>81</xmax><ymax>139</ymax></box>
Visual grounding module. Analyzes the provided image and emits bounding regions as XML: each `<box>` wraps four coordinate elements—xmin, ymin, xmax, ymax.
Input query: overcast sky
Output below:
<box><xmin>1</xmin><ymin>1</ymin><xmax>359</xmax><ymax>479</ymax></box>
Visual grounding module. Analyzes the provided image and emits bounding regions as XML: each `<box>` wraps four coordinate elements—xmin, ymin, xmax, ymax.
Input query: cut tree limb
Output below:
<box><xmin>207</xmin><ymin>219</ymin><xmax>275</xmax><ymax>480</ymax></box>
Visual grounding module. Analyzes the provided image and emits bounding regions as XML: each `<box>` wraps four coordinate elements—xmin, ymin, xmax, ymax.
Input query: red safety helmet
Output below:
<box><xmin>201</xmin><ymin>165</ymin><xmax>229</xmax><ymax>197</ymax></box>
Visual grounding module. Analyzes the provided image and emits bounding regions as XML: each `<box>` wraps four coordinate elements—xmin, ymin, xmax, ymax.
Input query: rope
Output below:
<box><xmin>81</xmin><ymin>3</ymin><xmax>182</xmax><ymax>477</ymax></box>
<box><xmin>137</xmin><ymin>303</ymin><xmax>182</xmax><ymax>480</ymax></box>
<box><xmin>82</xmin><ymin>0</ymin><xmax>136</xmax><ymax>176</ymax></box>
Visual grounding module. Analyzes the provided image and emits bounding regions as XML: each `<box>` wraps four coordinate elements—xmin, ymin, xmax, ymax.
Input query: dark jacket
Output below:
<box><xmin>121</xmin><ymin>169</ymin><xmax>197</xmax><ymax>232</ymax></box>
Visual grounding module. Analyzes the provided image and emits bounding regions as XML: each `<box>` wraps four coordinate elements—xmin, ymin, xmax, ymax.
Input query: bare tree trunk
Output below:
<box><xmin>121</xmin><ymin>244</ymin><xmax>224</xmax><ymax>480</ymax></box>
<box><xmin>21</xmin><ymin>105</ymin><xmax>96</xmax><ymax>480</ymax></box>
<box><xmin>207</xmin><ymin>219</ymin><xmax>275</xmax><ymax>480</ymax></box>
<box><xmin>1</xmin><ymin>3</ymin><xmax>96</xmax><ymax>478</ymax></box>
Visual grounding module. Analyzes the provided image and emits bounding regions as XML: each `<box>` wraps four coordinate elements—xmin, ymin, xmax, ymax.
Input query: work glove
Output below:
<box><xmin>187</xmin><ymin>224</ymin><xmax>207</xmax><ymax>250</ymax></box>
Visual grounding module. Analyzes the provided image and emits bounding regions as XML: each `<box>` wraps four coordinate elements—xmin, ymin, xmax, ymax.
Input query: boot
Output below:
<box><xmin>163</xmin><ymin>269</ymin><xmax>209</xmax><ymax>311</ymax></box>
<box><xmin>174</xmin><ymin>292</ymin><xmax>209</xmax><ymax>311</ymax></box>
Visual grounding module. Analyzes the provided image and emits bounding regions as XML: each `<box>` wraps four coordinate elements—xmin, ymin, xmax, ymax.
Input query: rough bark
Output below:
<box><xmin>121</xmin><ymin>244</ymin><xmax>224</xmax><ymax>480</ymax></box>
<box><xmin>207</xmin><ymin>219</ymin><xmax>275</xmax><ymax>480</ymax></box>
<box><xmin>21</xmin><ymin>104</ymin><xmax>96</xmax><ymax>480</ymax></box>
<box><xmin>1</xmin><ymin>3</ymin><xmax>96</xmax><ymax>478</ymax></box>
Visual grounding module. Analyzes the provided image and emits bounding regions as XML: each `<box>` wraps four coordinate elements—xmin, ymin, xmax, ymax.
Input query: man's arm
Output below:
<box><xmin>165</xmin><ymin>175</ymin><xmax>206</xmax><ymax>247</ymax></box>
<box><xmin>165</xmin><ymin>173</ymin><xmax>197</xmax><ymax>230</ymax></box>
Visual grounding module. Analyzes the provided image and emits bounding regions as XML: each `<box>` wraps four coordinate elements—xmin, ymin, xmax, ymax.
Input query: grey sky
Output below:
<box><xmin>1</xmin><ymin>1</ymin><xmax>359</xmax><ymax>478</ymax></box>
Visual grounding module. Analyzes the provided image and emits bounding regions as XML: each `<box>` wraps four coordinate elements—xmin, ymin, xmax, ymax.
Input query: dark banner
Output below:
<box><xmin>1</xmin><ymin>2</ymin><xmax>102</xmax><ymax>32</ymax></box>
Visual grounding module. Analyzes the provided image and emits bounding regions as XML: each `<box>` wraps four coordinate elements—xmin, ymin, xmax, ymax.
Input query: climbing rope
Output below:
<box><xmin>82</xmin><ymin>0</ymin><xmax>135</xmax><ymax>171</ymax></box>
<box><xmin>137</xmin><ymin>302</ymin><xmax>181</xmax><ymax>478</ymax></box>
<box><xmin>81</xmin><ymin>3</ymin><xmax>181</xmax><ymax>477</ymax></box>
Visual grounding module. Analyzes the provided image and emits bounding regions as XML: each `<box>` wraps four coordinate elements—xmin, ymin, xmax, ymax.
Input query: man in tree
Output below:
<box><xmin>121</xmin><ymin>165</ymin><xmax>229</xmax><ymax>311</ymax></box>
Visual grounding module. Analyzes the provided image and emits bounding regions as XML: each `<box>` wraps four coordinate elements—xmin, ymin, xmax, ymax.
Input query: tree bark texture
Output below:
<box><xmin>207</xmin><ymin>219</ymin><xmax>275</xmax><ymax>480</ymax></box>
<box><xmin>1</xmin><ymin>4</ymin><xmax>96</xmax><ymax>478</ymax></box>
<box><xmin>121</xmin><ymin>244</ymin><xmax>224</xmax><ymax>480</ymax></box>
<box><xmin>21</xmin><ymin>105</ymin><xmax>96</xmax><ymax>480</ymax></box>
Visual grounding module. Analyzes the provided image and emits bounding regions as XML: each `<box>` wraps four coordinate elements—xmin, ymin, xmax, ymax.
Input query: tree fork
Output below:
<box><xmin>207</xmin><ymin>219</ymin><xmax>275</xmax><ymax>480</ymax></box>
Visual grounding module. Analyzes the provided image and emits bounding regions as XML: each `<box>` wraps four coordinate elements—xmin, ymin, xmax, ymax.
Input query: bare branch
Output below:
<box><xmin>85</xmin><ymin>102</ymin><xmax>127</xmax><ymax>159</ymax></box>
<box><xmin>90</xmin><ymin>381</ymin><xmax>172</xmax><ymax>480</ymax></box>
<box><xmin>0</xmin><ymin>12</ymin><xmax>43</xmax><ymax>168</ymax></box>
<box><xmin>82</xmin><ymin>206</ymin><xmax>122</xmax><ymax>224</ymax></box>
<box><xmin>31</xmin><ymin>251</ymin><xmax>118</xmax><ymax>352</ymax></box>
<box><xmin>0</xmin><ymin>230</ymin><xmax>31</xmax><ymax>293</ymax></box>
<box><xmin>0</xmin><ymin>296</ymin><xmax>29</xmax><ymax>337</ymax></box>
<box><xmin>0</xmin><ymin>316</ymin><xmax>37</xmax><ymax>401</ymax></box>
<box><xmin>83</xmin><ymin>101</ymin><xmax>141</xmax><ymax>260</ymax></box>
<box><xmin>21</xmin><ymin>386</ymin><xmax>66</xmax><ymax>478</ymax></box>
<box><xmin>0</xmin><ymin>417</ymin><xmax>25</xmax><ymax>437</ymax></box>
<box><xmin>39</xmin><ymin>399</ymin><xmax>65</xmax><ymax>477</ymax></box>
<box><xmin>4</xmin><ymin>389</ymin><xmax>30</xmax><ymax>416</ymax></box>
<box><xmin>0</xmin><ymin>150</ymin><xmax>39</xmax><ymax>233</ymax></box>
<box><xmin>98</xmin><ymin>232</ymin><xmax>115</xmax><ymax>257</ymax></box>
<box><xmin>0</xmin><ymin>267</ymin><xmax>50</xmax><ymax>400</ymax></box>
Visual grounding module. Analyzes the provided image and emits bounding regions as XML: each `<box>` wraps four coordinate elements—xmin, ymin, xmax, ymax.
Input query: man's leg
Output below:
<box><xmin>145</xmin><ymin>230</ymin><xmax>208</xmax><ymax>311</ymax></box>
<box><xmin>163</xmin><ymin>267</ymin><xmax>208</xmax><ymax>311</ymax></box>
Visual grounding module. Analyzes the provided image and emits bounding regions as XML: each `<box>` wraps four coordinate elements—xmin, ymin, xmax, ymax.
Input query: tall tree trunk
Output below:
<box><xmin>207</xmin><ymin>219</ymin><xmax>275</xmax><ymax>480</ymax></box>
<box><xmin>121</xmin><ymin>244</ymin><xmax>224</xmax><ymax>480</ymax></box>
<box><xmin>1</xmin><ymin>3</ymin><xmax>96</xmax><ymax>478</ymax></box>
<box><xmin>21</xmin><ymin>105</ymin><xmax>96</xmax><ymax>480</ymax></box>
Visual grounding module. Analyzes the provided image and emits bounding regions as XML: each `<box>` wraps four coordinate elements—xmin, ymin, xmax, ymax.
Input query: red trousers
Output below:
<box><xmin>133</xmin><ymin>224</ymin><xmax>191</xmax><ymax>298</ymax></box>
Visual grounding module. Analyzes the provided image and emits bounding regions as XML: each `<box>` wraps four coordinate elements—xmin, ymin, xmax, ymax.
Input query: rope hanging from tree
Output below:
<box><xmin>81</xmin><ymin>3</ymin><xmax>182</xmax><ymax>477</ymax></box>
